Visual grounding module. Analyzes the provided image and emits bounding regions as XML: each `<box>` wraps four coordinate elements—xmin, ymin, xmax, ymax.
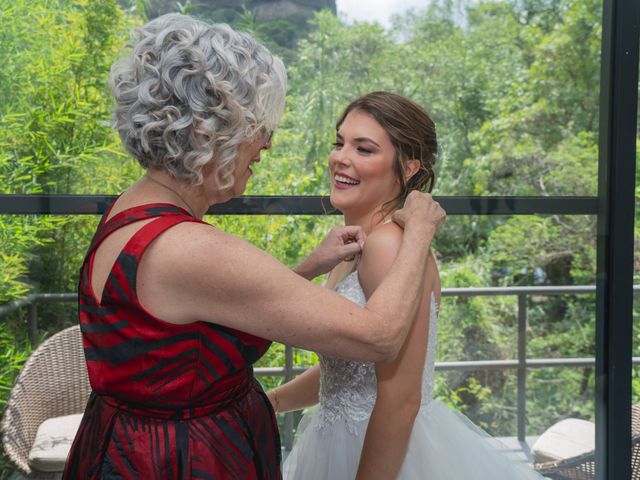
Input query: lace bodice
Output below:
<box><xmin>316</xmin><ymin>271</ymin><xmax>439</xmax><ymax>433</ymax></box>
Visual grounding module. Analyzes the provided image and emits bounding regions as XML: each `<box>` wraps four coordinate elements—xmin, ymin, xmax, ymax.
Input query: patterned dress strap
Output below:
<box><xmin>119</xmin><ymin>212</ymin><xmax>206</xmax><ymax>259</ymax></box>
<box><xmin>85</xmin><ymin>203</ymin><xmax>193</xmax><ymax>259</ymax></box>
<box><xmin>99</xmin><ymin>212</ymin><xmax>207</xmax><ymax>307</ymax></box>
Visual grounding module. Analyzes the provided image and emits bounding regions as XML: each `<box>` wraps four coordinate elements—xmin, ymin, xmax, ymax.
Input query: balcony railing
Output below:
<box><xmin>2</xmin><ymin>285</ymin><xmax>639</xmax><ymax>452</ymax></box>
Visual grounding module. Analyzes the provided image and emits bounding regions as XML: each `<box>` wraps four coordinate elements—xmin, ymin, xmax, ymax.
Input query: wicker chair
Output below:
<box><xmin>534</xmin><ymin>404</ymin><xmax>640</xmax><ymax>479</ymax></box>
<box><xmin>1</xmin><ymin>325</ymin><xmax>90</xmax><ymax>478</ymax></box>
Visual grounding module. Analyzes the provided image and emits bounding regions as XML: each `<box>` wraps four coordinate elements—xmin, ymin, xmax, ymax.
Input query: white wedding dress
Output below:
<box><xmin>283</xmin><ymin>271</ymin><xmax>545</xmax><ymax>479</ymax></box>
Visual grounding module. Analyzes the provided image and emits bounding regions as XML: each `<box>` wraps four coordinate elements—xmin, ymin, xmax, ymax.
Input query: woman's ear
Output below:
<box><xmin>404</xmin><ymin>160</ymin><xmax>420</xmax><ymax>182</ymax></box>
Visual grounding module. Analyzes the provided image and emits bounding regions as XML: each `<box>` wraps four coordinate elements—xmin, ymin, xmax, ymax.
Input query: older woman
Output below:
<box><xmin>63</xmin><ymin>14</ymin><xmax>445</xmax><ymax>480</ymax></box>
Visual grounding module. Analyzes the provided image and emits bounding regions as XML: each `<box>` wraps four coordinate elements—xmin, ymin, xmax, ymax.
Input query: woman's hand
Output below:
<box><xmin>392</xmin><ymin>192</ymin><xmax>446</xmax><ymax>232</ymax></box>
<box><xmin>293</xmin><ymin>225</ymin><xmax>366</xmax><ymax>280</ymax></box>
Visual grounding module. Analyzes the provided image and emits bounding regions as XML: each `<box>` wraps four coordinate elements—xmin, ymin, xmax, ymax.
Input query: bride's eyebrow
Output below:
<box><xmin>353</xmin><ymin>137</ymin><xmax>380</xmax><ymax>148</ymax></box>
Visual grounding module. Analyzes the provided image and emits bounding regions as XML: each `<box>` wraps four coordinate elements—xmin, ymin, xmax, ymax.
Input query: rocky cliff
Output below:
<box><xmin>146</xmin><ymin>0</ymin><xmax>336</xmax><ymax>21</ymax></box>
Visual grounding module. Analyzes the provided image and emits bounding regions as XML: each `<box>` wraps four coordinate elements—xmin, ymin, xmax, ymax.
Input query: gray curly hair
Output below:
<box><xmin>109</xmin><ymin>13</ymin><xmax>287</xmax><ymax>188</ymax></box>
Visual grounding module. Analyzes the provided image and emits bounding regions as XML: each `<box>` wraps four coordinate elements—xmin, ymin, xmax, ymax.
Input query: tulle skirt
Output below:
<box><xmin>283</xmin><ymin>400</ymin><xmax>544</xmax><ymax>479</ymax></box>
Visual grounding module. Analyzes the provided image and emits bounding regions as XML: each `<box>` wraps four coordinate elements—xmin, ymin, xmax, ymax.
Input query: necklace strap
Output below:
<box><xmin>145</xmin><ymin>174</ymin><xmax>197</xmax><ymax>218</ymax></box>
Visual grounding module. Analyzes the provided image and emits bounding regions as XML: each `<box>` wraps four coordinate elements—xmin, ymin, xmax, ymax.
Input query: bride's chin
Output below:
<box><xmin>330</xmin><ymin>199</ymin><xmax>352</xmax><ymax>216</ymax></box>
<box><xmin>331</xmin><ymin>190</ymin><xmax>367</xmax><ymax>216</ymax></box>
<box><xmin>329</xmin><ymin>194</ymin><xmax>345</xmax><ymax>211</ymax></box>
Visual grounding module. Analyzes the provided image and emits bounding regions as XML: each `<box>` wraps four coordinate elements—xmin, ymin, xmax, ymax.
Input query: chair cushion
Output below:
<box><xmin>532</xmin><ymin>418</ymin><xmax>595</xmax><ymax>463</ymax></box>
<box><xmin>28</xmin><ymin>413</ymin><xmax>83</xmax><ymax>472</ymax></box>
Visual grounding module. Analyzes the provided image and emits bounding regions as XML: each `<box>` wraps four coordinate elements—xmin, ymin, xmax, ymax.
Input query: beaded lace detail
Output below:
<box><xmin>316</xmin><ymin>271</ymin><xmax>439</xmax><ymax>434</ymax></box>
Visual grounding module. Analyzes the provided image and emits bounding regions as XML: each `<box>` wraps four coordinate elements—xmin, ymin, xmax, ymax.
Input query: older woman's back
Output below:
<box><xmin>64</xmin><ymin>202</ymin><xmax>280</xmax><ymax>479</ymax></box>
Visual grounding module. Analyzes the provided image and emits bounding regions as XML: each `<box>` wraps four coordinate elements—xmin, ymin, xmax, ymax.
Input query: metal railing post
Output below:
<box><xmin>284</xmin><ymin>345</ymin><xmax>294</xmax><ymax>451</ymax></box>
<box><xmin>517</xmin><ymin>294</ymin><xmax>527</xmax><ymax>442</ymax></box>
<box><xmin>28</xmin><ymin>300</ymin><xmax>38</xmax><ymax>348</ymax></box>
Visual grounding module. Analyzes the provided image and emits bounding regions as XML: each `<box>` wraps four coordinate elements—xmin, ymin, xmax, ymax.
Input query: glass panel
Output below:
<box><xmin>0</xmin><ymin>1</ymin><xmax>601</xmax><ymax>196</ymax></box>
<box><xmin>433</xmin><ymin>214</ymin><xmax>597</xmax><ymax>447</ymax></box>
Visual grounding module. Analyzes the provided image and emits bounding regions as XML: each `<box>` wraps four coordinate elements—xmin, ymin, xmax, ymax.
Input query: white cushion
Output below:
<box><xmin>532</xmin><ymin>418</ymin><xmax>595</xmax><ymax>463</ymax></box>
<box><xmin>28</xmin><ymin>413</ymin><xmax>83</xmax><ymax>472</ymax></box>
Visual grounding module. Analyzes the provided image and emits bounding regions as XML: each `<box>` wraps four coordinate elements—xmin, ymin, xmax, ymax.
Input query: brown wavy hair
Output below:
<box><xmin>335</xmin><ymin>91</ymin><xmax>437</xmax><ymax>217</ymax></box>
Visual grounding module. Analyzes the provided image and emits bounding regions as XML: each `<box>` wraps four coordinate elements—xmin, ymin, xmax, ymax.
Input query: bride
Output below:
<box><xmin>267</xmin><ymin>92</ymin><xmax>545</xmax><ymax>479</ymax></box>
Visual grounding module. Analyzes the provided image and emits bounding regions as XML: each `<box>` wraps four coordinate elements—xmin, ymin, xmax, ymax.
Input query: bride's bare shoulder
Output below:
<box><xmin>362</xmin><ymin>222</ymin><xmax>404</xmax><ymax>259</ymax></box>
<box><xmin>357</xmin><ymin>223</ymin><xmax>404</xmax><ymax>297</ymax></box>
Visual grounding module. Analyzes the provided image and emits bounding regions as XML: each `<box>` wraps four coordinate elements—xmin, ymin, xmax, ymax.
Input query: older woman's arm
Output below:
<box><xmin>137</xmin><ymin>192</ymin><xmax>443</xmax><ymax>363</ymax></box>
<box><xmin>354</xmin><ymin>226</ymin><xmax>437</xmax><ymax>479</ymax></box>
<box><xmin>292</xmin><ymin>225</ymin><xmax>366</xmax><ymax>280</ymax></box>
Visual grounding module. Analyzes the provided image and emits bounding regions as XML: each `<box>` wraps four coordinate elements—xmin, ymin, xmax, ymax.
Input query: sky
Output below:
<box><xmin>335</xmin><ymin>0</ymin><xmax>430</xmax><ymax>28</ymax></box>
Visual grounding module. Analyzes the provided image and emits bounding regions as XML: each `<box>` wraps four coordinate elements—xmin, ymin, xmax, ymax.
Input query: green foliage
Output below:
<box><xmin>0</xmin><ymin>324</ymin><xmax>30</xmax><ymax>411</ymax></box>
<box><xmin>0</xmin><ymin>322</ymin><xmax>31</xmax><ymax>476</ymax></box>
<box><xmin>0</xmin><ymin>1</ymin><xmax>142</xmax><ymax>473</ymax></box>
<box><xmin>470</xmin><ymin>0</ymin><xmax>601</xmax><ymax>197</ymax></box>
<box><xmin>0</xmin><ymin>0</ymin><xmax>142</xmax><ymax>332</ymax></box>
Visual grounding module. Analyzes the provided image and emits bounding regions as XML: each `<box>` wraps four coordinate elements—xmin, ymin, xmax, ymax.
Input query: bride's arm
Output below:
<box><xmin>266</xmin><ymin>364</ymin><xmax>320</xmax><ymax>413</ymax></box>
<box><xmin>355</xmin><ymin>225</ymin><xmax>437</xmax><ymax>480</ymax></box>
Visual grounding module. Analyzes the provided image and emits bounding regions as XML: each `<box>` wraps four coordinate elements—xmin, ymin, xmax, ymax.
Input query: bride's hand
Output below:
<box><xmin>293</xmin><ymin>225</ymin><xmax>366</xmax><ymax>280</ymax></box>
<box><xmin>392</xmin><ymin>192</ymin><xmax>446</xmax><ymax>232</ymax></box>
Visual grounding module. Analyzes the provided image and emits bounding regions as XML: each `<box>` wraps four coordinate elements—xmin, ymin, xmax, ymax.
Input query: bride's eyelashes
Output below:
<box><xmin>331</xmin><ymin>142</ymin><xmax>374</xmax><ymax>155</ymax></box>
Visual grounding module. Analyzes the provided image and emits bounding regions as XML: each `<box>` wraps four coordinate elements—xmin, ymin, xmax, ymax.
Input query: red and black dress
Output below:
<box><xmin>64</xmin><ymin>203</ymin><xmax>281</xmax><ymax>479</ymax></box>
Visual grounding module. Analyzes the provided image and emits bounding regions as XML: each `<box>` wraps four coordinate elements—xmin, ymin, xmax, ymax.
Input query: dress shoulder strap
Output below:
<box><xmin>84</xmin><ymin>205</ymin><xmax>208</xmax><ymax>307</ymax></box>
<box><xmin>86</xmin><ymin>203</ymin><xmax>194</xmax><ymax>259</ymax></box>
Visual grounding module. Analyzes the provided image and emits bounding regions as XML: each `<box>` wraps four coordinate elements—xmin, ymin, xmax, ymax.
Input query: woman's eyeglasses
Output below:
<box><xmin>261</xmin><ymin>130</ymin><xmax>274</xmax><ymax>150</ymax></box>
